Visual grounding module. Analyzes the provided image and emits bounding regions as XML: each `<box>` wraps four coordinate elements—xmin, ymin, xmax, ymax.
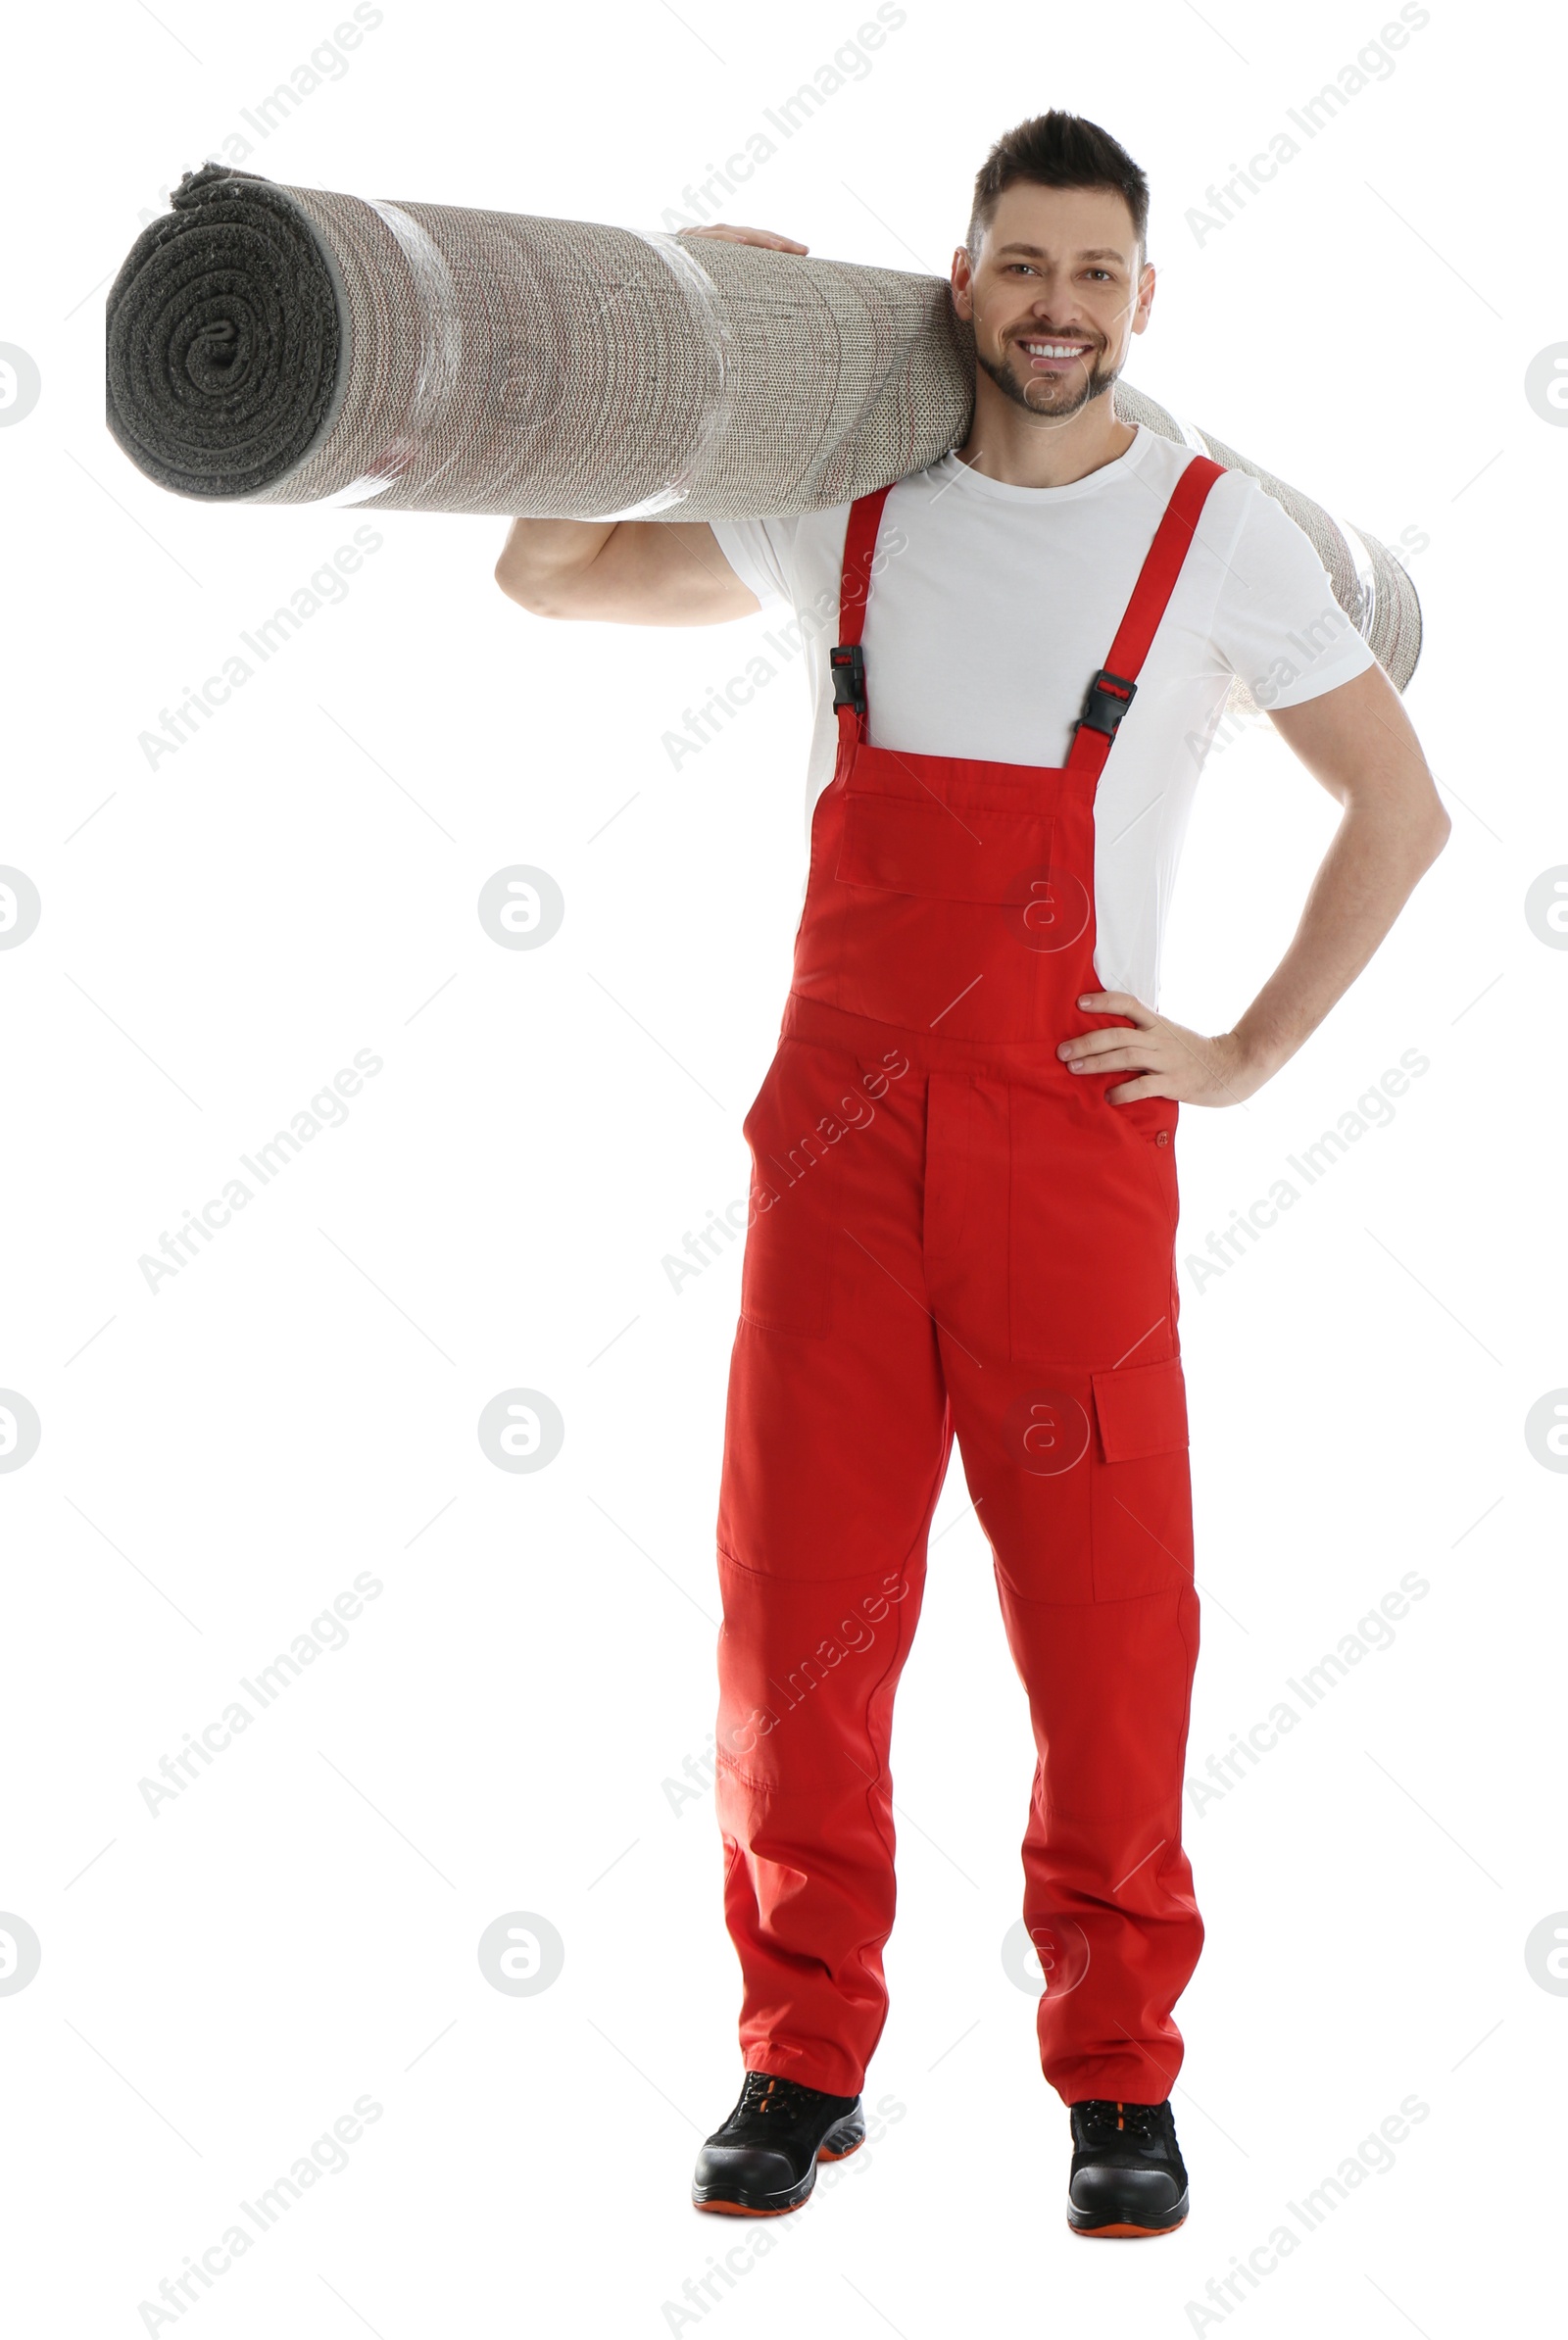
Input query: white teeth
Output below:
<box><xmin>1021</xmin><ymin>340</ymin><xmax>1088</xmax><ymax>357</ymax></box>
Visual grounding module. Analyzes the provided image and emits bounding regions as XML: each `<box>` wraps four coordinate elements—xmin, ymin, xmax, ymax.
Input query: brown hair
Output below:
<box><xmin>967</xmin><ymin>111</ymin><xmax>1150</xmax><ymax>262</ymax></box>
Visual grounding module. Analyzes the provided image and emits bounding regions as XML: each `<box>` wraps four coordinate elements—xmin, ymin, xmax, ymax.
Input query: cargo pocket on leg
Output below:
<box><xmin>1090</xmin><ymin>1355</ymin><xmax>1194</xmax><ymax>1600</ymax></box>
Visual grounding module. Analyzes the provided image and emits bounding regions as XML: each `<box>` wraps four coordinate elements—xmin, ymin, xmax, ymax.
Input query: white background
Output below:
<box><xmin>3</xmin><ymin>0</ymin><xmax>1564</xmax><ymax>2332</ymax></box>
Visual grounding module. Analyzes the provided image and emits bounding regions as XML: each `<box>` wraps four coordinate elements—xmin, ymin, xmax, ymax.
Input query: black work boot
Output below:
<box><xmin>692</xmin><ymin>2072</ymin><xmax>865</xmax><ymax>2216</ymax></box>
<box><xmin>1067</xmin><ymin>2097</ymin><xmax>1189</xmax><ymax>2236</ymax></box>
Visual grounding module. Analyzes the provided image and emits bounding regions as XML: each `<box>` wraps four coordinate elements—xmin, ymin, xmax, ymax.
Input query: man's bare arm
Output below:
<box><xmin>1231</xmin><ymin>661</ymin><xmax>1450</xmax><ymax>1079</ymax></box>
<box><xmin>1057</xmin><ymin>661</ymin><xmax>1451</xmax><ymax>1106</ymax></box>
<box><xmin>494</xmin><ymin>515</ymin><xmax>762</xmax><ymax>625</ymax></box>
<box><xmin>495</xmin><ymin>219</ymin><xmax>807</xmax><ymax>629</ymax></box>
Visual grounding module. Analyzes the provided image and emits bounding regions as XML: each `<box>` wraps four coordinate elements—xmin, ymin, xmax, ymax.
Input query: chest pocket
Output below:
<box><xmin>835</xmin><ymin>792</ymin><xmax>1056</xmax><ymax>904</ymax></box>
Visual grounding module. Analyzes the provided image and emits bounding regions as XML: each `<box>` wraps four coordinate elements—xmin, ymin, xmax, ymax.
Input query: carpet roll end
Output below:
<box><xmin>105</xmin><ymin>165</ymin><xmax>347</xmax><ymax>501</ymax></box>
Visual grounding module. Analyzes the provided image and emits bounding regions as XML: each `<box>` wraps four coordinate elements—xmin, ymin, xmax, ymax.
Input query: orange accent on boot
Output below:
<box><xmin>1071</xmin><ymin>2217</ymin><xmax>1187</xmax><ymax>2240</ymax></box>
<box><xmin>695</xmin><ymin>2197</ymin><xmax>806</xmax><ymax>2218</ymax></box>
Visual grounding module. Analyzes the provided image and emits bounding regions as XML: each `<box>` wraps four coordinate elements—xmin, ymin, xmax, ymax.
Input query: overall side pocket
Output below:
<box><xmin>1089</xmin><ymin>1354</ymin><xmax>1194</xmax><ymax>1601</ymax></box>
<box><xmin>738</xmin><ymin>1043</ymin><xmax>843</xmax><ymax>1337</ymax></box>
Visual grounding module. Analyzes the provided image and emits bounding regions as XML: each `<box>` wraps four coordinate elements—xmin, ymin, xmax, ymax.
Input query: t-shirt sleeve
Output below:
<box><xmin>1210</xmin><ymin>478</ymin><xmax>1380</xmax><ymax>709</ymax></box>
<box><xmin>709</xmin><ymin>517</ymin><xmax>793</xmax><ymax>611</ymax></box>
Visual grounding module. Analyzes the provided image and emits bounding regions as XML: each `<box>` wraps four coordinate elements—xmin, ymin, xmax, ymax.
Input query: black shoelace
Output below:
<box><xmin>1077</xmin><ymin>2098</ymin><xmax>1164</xmax><ymax>2145</ymax></box>
<box><xmin>728</xmin><ymin>2072</ymin><xmax>825</xmax><ymax>2127</ymax></box>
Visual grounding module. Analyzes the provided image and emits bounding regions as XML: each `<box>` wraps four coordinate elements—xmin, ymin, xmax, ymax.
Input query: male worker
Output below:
<box><xmin>495</xmin><ymin>111</ymin><xmax>1448</xmax><ymax>2237</ymax></box>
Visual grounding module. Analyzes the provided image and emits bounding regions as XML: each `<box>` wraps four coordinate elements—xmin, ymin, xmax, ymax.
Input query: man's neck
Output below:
<box><xmin>953</xmin><ymin>379</ymin><xmax>1139</xmax><ymax>490</ymax></box>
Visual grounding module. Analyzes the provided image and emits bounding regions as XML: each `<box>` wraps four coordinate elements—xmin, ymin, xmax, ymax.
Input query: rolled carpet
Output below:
<box><xmin>106</xmin><ymin>164</ymin><xmax>1421</xmax><ymax>697</ymax></box>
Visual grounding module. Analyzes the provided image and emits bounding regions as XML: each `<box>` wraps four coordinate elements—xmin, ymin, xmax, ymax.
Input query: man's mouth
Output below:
<box><xmin>1013</xmin><ymin>335</ymin><xmax>1097</xmax><ymax>372</ymax></box>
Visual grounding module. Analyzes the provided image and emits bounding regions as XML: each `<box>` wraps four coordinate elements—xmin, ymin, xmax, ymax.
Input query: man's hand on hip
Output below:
<box><xmin>1058</xmin><ymin>992</ymin><xmax>1268</xmax><ymax>1109</ymax></box>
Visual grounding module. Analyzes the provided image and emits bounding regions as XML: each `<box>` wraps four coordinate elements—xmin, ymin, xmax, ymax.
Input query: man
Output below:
<box><xmin>495</xmin><ymin>111</ymin><xmax>1448</xmax><ymax>2237</ymax></box>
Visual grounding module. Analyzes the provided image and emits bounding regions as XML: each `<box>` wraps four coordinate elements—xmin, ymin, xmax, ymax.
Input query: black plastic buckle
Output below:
<box><xmin>1078</xmin><ymin>667</ymin><xmax>1139</xmax><ymax>739</ymax></box>
<box><xmin>830</xmin><ymin>643</ymin><xmax>866</xmax><ymax>715</ymax></box>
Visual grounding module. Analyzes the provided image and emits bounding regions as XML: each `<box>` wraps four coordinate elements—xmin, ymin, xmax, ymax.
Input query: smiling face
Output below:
<box><xmin>953</xmin><ymin>180</ymin><xmax>1153</xmax><ymax>424</ymax></box>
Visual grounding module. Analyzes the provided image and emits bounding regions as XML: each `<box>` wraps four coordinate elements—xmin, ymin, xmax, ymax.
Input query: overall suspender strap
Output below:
<box><xmin>830</xmin><ymin>484</ymin><xmax>895</xmax><ymax>729</ymax></box>
<box><xmin>829</xmin><ymin>456</ymin><xmax>1225</xmax><ymax>760</ymax></box>
<box><xmin>1066</xmin><ymin>453</ymin><xmax>1227</xmax><ymax>780</ymax></box>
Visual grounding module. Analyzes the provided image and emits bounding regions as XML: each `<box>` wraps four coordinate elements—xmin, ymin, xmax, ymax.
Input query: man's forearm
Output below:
<box><xmin>1230</xmin><ymin>793</ymin><xmax>1449</xmax><ymax>1082</ymax></box>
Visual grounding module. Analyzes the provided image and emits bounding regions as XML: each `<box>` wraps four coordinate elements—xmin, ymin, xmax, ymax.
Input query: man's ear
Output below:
<box><xmin>950</xmin><ymin>245</ymin><xmax>975</xmax><ymax>319</ymax></box>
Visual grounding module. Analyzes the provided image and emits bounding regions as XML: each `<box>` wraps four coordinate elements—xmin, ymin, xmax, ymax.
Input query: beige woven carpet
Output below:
<box><xmin>105</xmin><ymin>164</ymin><xmax>1420</xmax><ymax>695</ymax></box>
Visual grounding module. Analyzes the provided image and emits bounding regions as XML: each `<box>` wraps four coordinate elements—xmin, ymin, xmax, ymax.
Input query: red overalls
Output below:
<box><xmin>714</xmin><ymin>453</ymin><xmax>1225</xmax><ymax>2106</ymax></box>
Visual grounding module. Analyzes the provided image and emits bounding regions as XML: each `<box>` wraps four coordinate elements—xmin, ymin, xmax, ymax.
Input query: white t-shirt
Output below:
<box><xmin>710</xmin><ymin>423</ymin><xmax>1377</xmax><ymax>1007</ymax></box>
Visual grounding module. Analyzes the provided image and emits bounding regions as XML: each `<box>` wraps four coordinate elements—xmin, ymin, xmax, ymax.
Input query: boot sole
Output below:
<box><xmin>1068</xmin><ymin>2198</ymin><xmax>1189</xmax><ymax>2239</ymax></box>
<box><xmin>692</xmin><ymin>2118</ymin><xmax>865</xmax><ymax>2216</ymax></box>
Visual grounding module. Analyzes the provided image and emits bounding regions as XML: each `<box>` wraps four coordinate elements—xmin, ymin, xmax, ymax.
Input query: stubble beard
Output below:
<box><xmin>976</xmin><ymin>335</ymin><xmax>1123</xmax><ymax>423</ymax></box>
